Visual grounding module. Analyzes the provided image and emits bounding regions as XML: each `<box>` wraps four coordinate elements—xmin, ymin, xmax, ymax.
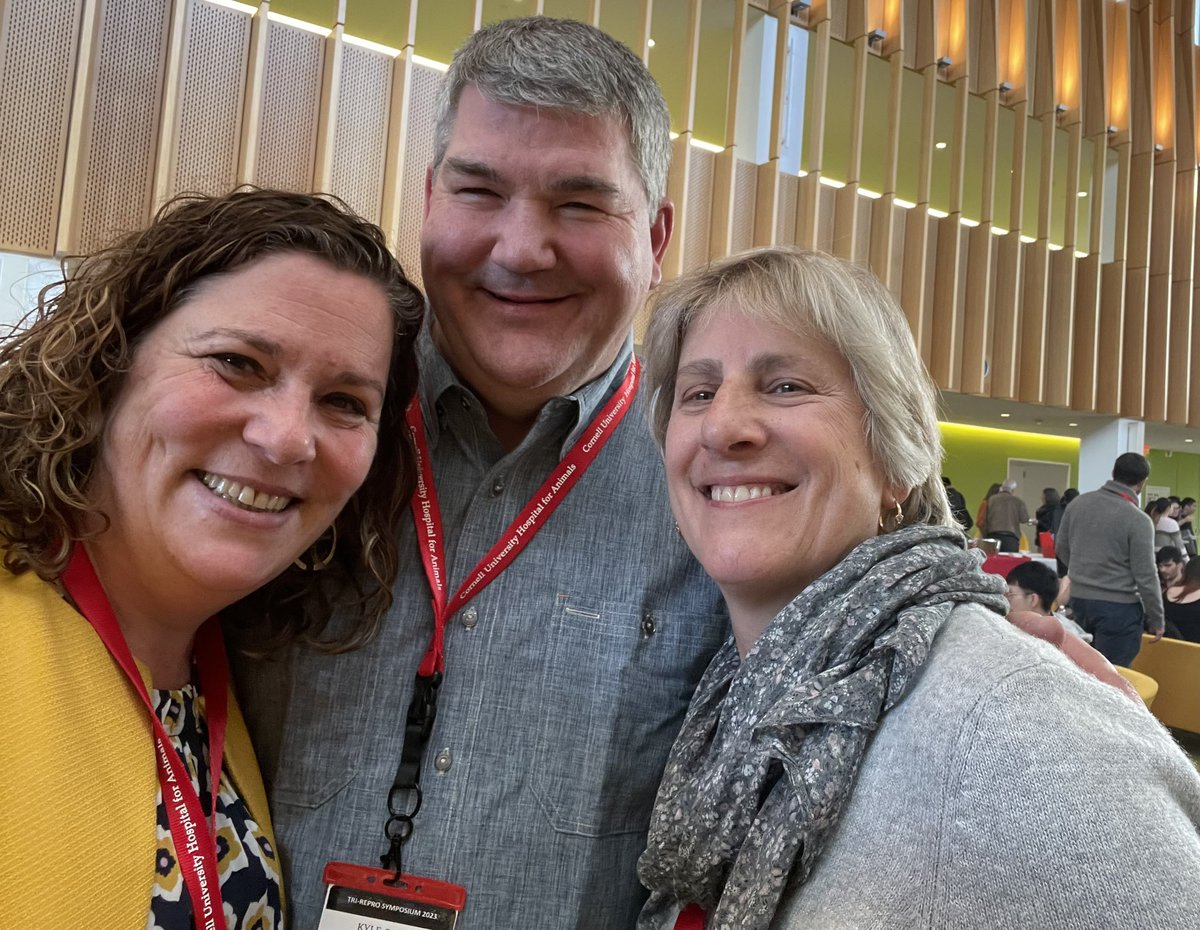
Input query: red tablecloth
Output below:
<box><xmin>981</xmin><ymin>554</ymin><xmax>1032</xmax><ymax>577</ymax></box>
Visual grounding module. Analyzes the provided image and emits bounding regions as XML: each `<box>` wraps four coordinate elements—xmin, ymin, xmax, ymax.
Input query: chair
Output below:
<box><xmin>1113</xmin><ymin>666</ymin><xmax>1158</xmax><ymax>708</ymax></box>
<box><xmin>1130</xmin><ymin>635</ymin><xmax>1200</xmax><ymax>733</ymax></box>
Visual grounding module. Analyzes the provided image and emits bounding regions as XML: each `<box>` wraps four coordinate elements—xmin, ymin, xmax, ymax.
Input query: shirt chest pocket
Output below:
<box><xmin>532</xmin><ymin>594</ymin><xmax>724</xmax><ymax>838</ymax></box>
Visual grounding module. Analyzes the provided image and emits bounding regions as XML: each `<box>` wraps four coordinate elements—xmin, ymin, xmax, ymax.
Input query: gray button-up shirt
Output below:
<box><xmin>234</xmin><ymin>326</ymin><xmax>728</xmax><ymax>930</ymax></box>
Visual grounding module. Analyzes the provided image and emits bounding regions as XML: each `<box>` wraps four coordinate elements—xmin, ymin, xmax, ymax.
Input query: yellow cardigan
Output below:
<box><xmin>0</xmin><ymin>568</ymin><xmax>279</xmax><ymax>928</ymax></box>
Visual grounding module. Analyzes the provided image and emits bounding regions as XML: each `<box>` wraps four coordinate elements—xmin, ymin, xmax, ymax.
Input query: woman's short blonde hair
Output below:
<box><xmin>642</xmin><ymin>247</ymin><xmax>954</xmax><ymax>530</ymax></box>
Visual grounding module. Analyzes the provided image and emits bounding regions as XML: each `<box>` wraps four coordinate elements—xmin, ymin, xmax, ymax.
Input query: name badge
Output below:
<box><xmin>318</xmin><ymin>862</ymin><xmax>466</xmax><ymax>930</ymax></box>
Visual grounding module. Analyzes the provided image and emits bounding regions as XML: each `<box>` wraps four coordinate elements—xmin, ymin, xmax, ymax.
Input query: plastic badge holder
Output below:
<box><xmin>318</xmin><ymin>862</ymin><xmax>466</xmax><ymax>930</ymax></box>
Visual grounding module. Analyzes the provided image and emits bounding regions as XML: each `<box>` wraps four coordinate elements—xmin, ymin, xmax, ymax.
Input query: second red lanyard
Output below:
<box><xmin>405</xmin><ymin>356</ymin><xmax>640</xmax><ymax>677</ymax></box>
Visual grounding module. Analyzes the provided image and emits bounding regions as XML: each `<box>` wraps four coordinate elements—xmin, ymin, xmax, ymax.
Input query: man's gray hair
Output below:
<box><xmin>431</xmin><ymin>16</ymin><xmax>672</xmax><ymax>208</ymax></box>
<box><xmin>642</xmin><ymin>247</ymin><xmax>956</xmax><ymax>530</ymax></box>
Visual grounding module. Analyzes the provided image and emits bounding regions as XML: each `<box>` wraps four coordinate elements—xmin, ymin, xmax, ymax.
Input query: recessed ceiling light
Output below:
<box><xmin>1077</xmin><ymin>190</ymin><xmax>1088</xmax><ymax>198</ymax></box>
<box><xmin>1068</xmin><ymin>422</ymin><xmax>1078</xmax><ymax>427</ymax></box>
<box><xmin>1186</xmin><ymin>439</ymin><xmax>1195</xmax><ymax>444</ymax></box>
<box><xmin>647</xmin><ymin>38</ymin><xmax>656</xmax><ymax>47</ymax></box>
<box><xmin>935</xmin><ymin>141</ymin><xmax>947</xmax><ymax>150</ymax></box>
<box><xmin>1000</xmin><ymin>413</ymin><xmax>1011</xmax><ymax>418</ymax></box>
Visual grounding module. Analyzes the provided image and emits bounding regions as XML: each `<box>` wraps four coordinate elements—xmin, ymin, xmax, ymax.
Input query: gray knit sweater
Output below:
<box><xmin>1056</xmin><ymin>480</ymin><xmax>1164</xmax><ymax>633</ymax></box>
<box><xmin>768</xmin><ymin>604</ymin><xmax>1200</xmax><ymax>929</ymax></box>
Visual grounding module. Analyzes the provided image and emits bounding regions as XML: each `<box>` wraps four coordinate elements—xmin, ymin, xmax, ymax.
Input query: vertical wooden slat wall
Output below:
<box><xmin>959</xmin><ymin>0</ymin><xmax>1000</xmax><ymax>397</ymax></box>
<box><xmin>1170</xmin><ymin>7</ymin><xmax>1197</xmax><ymax>425</ymax></box>
<box><xmin>1016</xmin><ymin>0</ymin><xmax>1054</xmax><ymax>406</ymax></box>
<box><xmin>1046</xmin><ymin>0</ymin><xmax>1082</xmax><ymax>410</ymax></box>
<box><xmin>1069</xmin><ymin>0</ymin><xmax>1107</xmax><ymax>413</ymax></box>
<box><xmin>1121</xmin><ymin>2</ymin><xmax>1152</xmax><ymax>418</ymax></box>
<box><xmin>2</xmin><ymin>0</ymin><xmax>1199</xmax><ymax>431</ymax></box>
<box><xmin>928</xmin><ymin>0</ymin><xmax>969</xmax><ymax>391</ymax></box>
<box><xmin>661</xmin><ymin>0</ymin><xmax>701</xmax><ymax>280</ymax></box>
<box><xmin>1145</xmin><ymin>4</ymin><xmax>1176</xmax><ymax>423</ymax></box>
<box><xmin>709</xmin><ymin>0</ymin><xmax>748</xmax><ymax>260</ymax></box>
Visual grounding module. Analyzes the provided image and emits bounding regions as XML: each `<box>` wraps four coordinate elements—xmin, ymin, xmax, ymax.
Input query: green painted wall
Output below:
<box><xmin>939</xmin><ymin>423</ymin><xmax>1080</xmax><ymax>529</ymax></box>
<box><xmin>271</xmin><ymin>0</ymin><xmax>336</xmax><ymax>27</ymax></box>
<box><xmin>1147</xmin><ymin>449</ymin><xmax>1200</xmax><ymax>500</ymax></box>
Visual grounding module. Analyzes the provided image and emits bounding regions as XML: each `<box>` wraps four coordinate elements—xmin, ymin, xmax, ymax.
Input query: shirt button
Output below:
<box><xmin>491</xmin><ymin>477</ymin><xmax>505</xmax><ymax>496</ymax></box>
<box><xmin>641</xmin><ymin>612</ymin><xmax>657</xmax><ymax>637</ymax></box>
<box><xmin>435</xmin><ymin>401</ymin><xmax>445</xmax><ymax>418</ymax></box>
<box><xmin>462</xmin><ymin>606</ymin><xmax>478</xmax><ymax>630</ymax></box>
<box><xmin>434</xmin><ymin>748</ymin><xmax>453</xmax><ymax>773</ymax></box>
<box><xmin>460</xmin><ymin>396</ymin><xmax>470</xmax><ymax>410</ymax></box>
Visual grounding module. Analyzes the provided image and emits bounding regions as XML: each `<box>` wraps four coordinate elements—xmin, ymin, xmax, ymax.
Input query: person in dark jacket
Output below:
<box><xmin>942</xmin><ymin>477</ymin><xmax>972</xmax><ymax>532</ymax></box>
<box><xmin>1036</xmin><ymin>488</ymin><xmax>1061</xmax><ymax>534</ymax></box>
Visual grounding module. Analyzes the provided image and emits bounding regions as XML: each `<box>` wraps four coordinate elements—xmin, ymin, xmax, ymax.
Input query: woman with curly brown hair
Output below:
<box><xmin>0</xmin><ymin>188</ymin><xmax>423</xmax><ymax>929</ymax></box>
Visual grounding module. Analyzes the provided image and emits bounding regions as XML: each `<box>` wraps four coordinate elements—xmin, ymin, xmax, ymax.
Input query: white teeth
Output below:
<box><xmin>709</xmin><ymin>484</ymin><xmax>778</xmax><ymax>502</ymax></box>
<box><xmin>201</xmin><ymin>472</ymin><xmax>291</xmax><ymax>513</ymax></box>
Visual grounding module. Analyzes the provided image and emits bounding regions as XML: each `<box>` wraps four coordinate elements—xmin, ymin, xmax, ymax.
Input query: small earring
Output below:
<box><xmin>294</xmin><ymin>523</ymin><xmax>337</xmax><ymax>571</ymax></box>
<box><xmin>878</xmin><ymin>501</ymin><xmax>903</xmax><ymax>532</ymax></box>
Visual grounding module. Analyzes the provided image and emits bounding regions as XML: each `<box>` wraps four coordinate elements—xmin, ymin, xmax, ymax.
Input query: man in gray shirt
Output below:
<box><xmin>1056</xmin><ymin>452</ymin><xmax>1164</xmax><ymax>665</ymax></box>
<box><xmin>235</xmin><ymin>17</ymin><xmax>727</xmax><ymax>930</ymax></box>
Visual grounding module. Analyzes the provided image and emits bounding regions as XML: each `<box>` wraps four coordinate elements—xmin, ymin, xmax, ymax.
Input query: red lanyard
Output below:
<box><xmin>379</xmin><ymin>358</ymin><xmax>641</xmax><ymax>879</ymax></box>
<box><xmin>1107</xmin><ymin>486</ymin><xmax>1139</xmax><ymax>505</ymax></box>
<box><xmin>674</xmin><ymin>903</ymin><xmax>705</xmax><ymax>929</ymax></box>
<box><xmin>405</xmin><ymin>355</ymin><xmax>640</xmax><ymax>677</ymax></box>
<box><xmin>63</xmin><ymin>545</ymin><xmax>229</xmax><ymax>930</ymax></box>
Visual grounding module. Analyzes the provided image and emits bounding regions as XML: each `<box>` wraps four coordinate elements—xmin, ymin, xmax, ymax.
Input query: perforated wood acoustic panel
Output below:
<box><xmin>776</xmin><ymin>172</ymin><xmax>799</xmax><ymax>248</ymax></box>
<box><xmin>255</xmin><ymin>18</ymin><xmax>323</xmax><ymax>191</ymax></box>
<box><xmin>815</xmin><ymin>183</ymin><xmax>836</xmax><ymax>254</ymax></box>
<box><xmin>852</xmin><ymin>192</ymin><xmax>871</xmax><ymax>261</ymax></box>
<box><xmin>171</xmin><ymin>0</ymin><xmax>250</xmax><ymax>197</ymax></box>
<box><xmin>682</xmin><ymin>147</ymin><xmax>713</xmax><ymax>273</ymax></box>
<box><xmin>0</xmin><ymin>0</ymin><xmax>84</xmax><ymax>255</ymax></box>
<box><xmin>920</xmin><ymin>213</ymin><xmax>938</xmax><ymax>361</ymax></box>
<box><xmin>394</xmin><ymin>62</ymin><xmax>444</xmax><ymax>289</ymax></box>
<box><xmin>889</xmin><ymin>202</ymin><xmax>905</xmax><ymax>293</ymax></box>
<box><xmin>76</xmin><ymin>0</ymin><xmax>172</xmax><ymax>253</ymax></box>
<box><xmin>731</xmin><ymin>157</ymin><xmax>757</xmax><ymax>254</ymax></box>
<box><xmin>329</xmin><ymin>43</ymin><xmax>392</xmax><ymax>224</ymax></box>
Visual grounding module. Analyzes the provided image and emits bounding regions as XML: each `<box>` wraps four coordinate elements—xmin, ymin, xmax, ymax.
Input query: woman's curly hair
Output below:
<box><xmin>0</xmin><ymin>187</ymin><xmax>424</xmax><ymax>652</ymax></box>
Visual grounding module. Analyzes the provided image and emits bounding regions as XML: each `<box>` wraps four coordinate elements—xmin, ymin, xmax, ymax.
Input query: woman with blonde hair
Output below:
<box><xmin>636</xmin><ymin>247</ymin><xmax>1200</xmax><ymax>929</ymax></box>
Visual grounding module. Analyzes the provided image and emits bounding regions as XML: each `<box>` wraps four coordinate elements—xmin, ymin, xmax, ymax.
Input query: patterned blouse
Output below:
<box><xmin>147</xmin><ymin>686</ymin><xmax>283</xmax><ymax>930</ymax></box>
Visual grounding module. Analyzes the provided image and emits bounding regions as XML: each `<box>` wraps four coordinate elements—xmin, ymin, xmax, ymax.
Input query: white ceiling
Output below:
<box><xmin>939</xmin><ymin>390</ymin><xmax>1200</xmax><ymax>455</ymax></box>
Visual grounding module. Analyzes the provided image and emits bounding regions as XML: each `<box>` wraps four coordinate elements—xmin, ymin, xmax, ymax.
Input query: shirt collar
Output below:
<box><xmin>416</xmin><ymin>321</ymin><xmax>636</xmax><ymax>456</ymax></box>
<box><xmin>1102</xmin><ymin>479</ymin><xmax>1141</xmax><ymax>502</ymax></box>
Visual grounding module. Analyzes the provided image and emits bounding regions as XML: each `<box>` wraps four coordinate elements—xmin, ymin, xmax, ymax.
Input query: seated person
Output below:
<box><xmin>1004</xmin><ymin>562</ymin><xmax>1091</xmax><ymax>642</ymax></box>
<box><xmin>1158</xmin><ymin>545</ymin><xmax>1186</xmax><ymax>592</ymax></box>
<box><xmin>1164</xmin><ymin>559</ymin><xmax>1200</xmax><ymax>643</ymax></box>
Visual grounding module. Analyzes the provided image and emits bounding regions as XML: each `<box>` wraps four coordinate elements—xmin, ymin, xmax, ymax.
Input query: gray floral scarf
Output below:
<box><xmin>637</xmin><ymin>525</ymin><xmax>1007</xmax><ymax>930</ymax></box>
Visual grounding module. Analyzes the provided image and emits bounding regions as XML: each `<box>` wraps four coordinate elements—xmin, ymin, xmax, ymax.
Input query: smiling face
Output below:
<box><xmin>420</xmin><ymin>86</ymin><xmax>671</xmax><ymax>437</ymax></box>
<box><xmin>86</xmin><ymin>251</ymin><xmax>393</xmax><ymax>621</ymax></box>
<box><xmin>664</xmin><ymin>303</ymin><xmax>894</xmax><ymax>636</ymax></box>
